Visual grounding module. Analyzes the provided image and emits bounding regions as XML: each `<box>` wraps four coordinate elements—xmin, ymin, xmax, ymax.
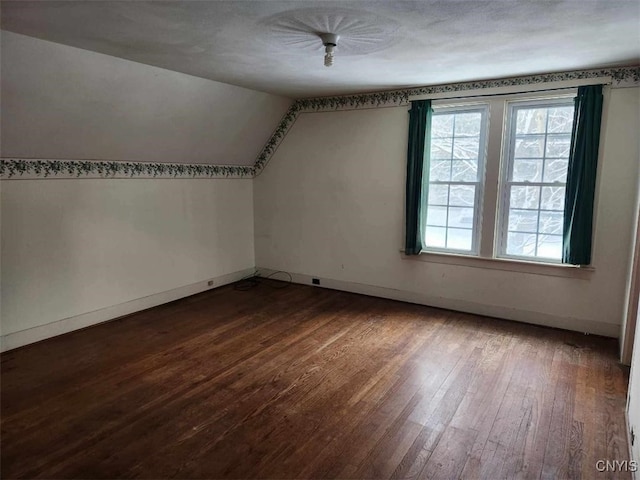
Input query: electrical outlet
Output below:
<box><xmin>207</xmin><ymin>280</ymin><xmax>214</xmax><ymax>287</ymax></box>
<box><xmin>312</xmin><ymin>278</ymin><xmax>320</xmax><ymax>285</ymax></box>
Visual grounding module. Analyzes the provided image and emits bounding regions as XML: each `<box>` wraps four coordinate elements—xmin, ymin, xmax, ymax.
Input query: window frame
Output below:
<box><xmin>409</xmin><ymin>88</ymin><xmax>592</xmax><ymax>270</ymax></box>
<box><xmin>423</xmin><ymin>102</ymin><xmax>490</xmax><ymax>256</ymax></box>
<box><xmin>496</xmin><ymin>95</ymin><xmax>576</xmax><ymax>263</ymax></box>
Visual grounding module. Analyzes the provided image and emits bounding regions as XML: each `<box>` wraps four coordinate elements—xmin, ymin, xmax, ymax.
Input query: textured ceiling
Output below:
<box><xmin>2</xmin><ymin>1</ymin><xmax>639</xmax><ymax>98</ymax></box>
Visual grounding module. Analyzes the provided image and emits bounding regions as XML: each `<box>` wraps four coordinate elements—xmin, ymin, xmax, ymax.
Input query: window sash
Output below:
<box><xmin>424</xmin><ymin>105</ymin><xmax>489</xmax><ymax>255</ymax></box>
<box><xmin>497</xmin><ymin>97</ymin><xmax>575</xmax><ymax>262</ymax></box>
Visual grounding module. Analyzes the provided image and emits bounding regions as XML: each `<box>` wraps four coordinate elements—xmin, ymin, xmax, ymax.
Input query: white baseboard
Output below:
<box><xmin>0</xmin><ymin>267</ymin><xmax>255</xmax><ymax>352</ymax></box>
<box><xmin>257</xmin><ymin>267</ymin><xmax>620</xmax><ymax>338</ymax></box>
<box><xmin>3</xmin><ymin>266</ymin><xmax>619</xmax><ymax>353</ymax></box>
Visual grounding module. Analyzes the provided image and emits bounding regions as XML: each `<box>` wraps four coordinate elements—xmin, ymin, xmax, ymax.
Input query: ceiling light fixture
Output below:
<box><xmin>320</xmin><ymin>33</ymin><xmax>339</xmax><ymax>67</ymax></box>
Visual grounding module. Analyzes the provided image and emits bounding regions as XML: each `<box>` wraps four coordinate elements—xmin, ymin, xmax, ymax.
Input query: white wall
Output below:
<box><xmin>0</xmin><ymin>32</ymin><xmax>286</xmax><ymax>350</ymax></box>
<box><xmin>1</xmin><ymin>31</ymin><xmax>291</xmax><ymax>164</ymax></box>
<box><xmin>254</xmin><ymin>87</ymin><xmax>640</xmax><ymax>336</ymax></box>
<box><xmin>1</xmin><ymin>179</ymin><xmax>254</xmax><ymax>344</ymax></box>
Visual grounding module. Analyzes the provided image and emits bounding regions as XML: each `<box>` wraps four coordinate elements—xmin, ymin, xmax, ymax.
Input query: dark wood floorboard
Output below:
<box><xmin>1</xmin><ymin>281</ymin><xmax>630</xmax><ymax>479</ymax></box>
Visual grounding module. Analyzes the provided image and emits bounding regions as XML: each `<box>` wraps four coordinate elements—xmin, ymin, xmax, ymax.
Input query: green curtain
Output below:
<box><xmin>562</xmin><ymin>85</ymin><xmax>604</xmax><ymax>265</ymax></box>
<box><xmin>405</xmin><ymin>100</ymin><xmax>432</xmax><ymax>255</ymax></box>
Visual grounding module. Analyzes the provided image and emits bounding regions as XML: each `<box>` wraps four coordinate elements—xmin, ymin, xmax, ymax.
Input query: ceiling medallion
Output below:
<box><xmin>259</xmin><ymin>7</ymin><xmax>402</xmax><ymax>67</ymax></box>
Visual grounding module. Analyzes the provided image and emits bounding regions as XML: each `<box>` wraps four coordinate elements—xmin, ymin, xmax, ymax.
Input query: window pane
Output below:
<box><xmin>537</xmin><ymin>234</ymin><xmax>562</xmax><ymax>259</ymax></box>
<box><xmin>447</xmin><ymin>228</ymin><xmax>472</xmax><ymax>250</ymax></box>
<box><xmin>454</xmin><ymin>113</ymin><xmax>482</xmax><ymax>136</ymax></box>
<box><xmin>512</xmin><ymin>159</ymin><xmax>543</xmax><ymax>182</ymax></box>
<box><xmin>545</xmin><ymin>135</ymin><xmax>571</xmax><ymax>157</ymax></box>
<box><xmin>543</xmin><ymin>158</ymin><xmax>568</xmax><ymax>183</ymax></box>
<box><xmin>428</xmin><ymin>184</ymin><xmax>449</xmax><ymax>205</ymax></box>
<box><xmin>430</xmin><ymin>160</ymin><xmax>451</xmax><ymax>181</ymax></box>
<box><xmin>516</xmin><ymin>108</ymin><xmax>547</xmax><ymax>134</ymax></box>
<box><xmin>538</xmin><ymin>211</ymin><xmax>563</xmax><ymax>234</ymax></box>
<box><xmin>449</xmin><ymin>185</ymin><xmax>475</xmax><ymax>207</ymax></box>
<box><xmin>451</xmin><ymin>160</ymin><xmax>477</xmax><ymax>181</ymax></box>
<box><xmin>509</xmin><ymin>209</ymin><xmax>538</xmax><ymax>233</ymax></box>
<box><xmin>506</xmin><ymin>232</ymin><xmax>537</xmax><ymax>256</ymax></box>
<box><xmin>453</xmin><ymin>138</ymin><xmax>480</xmax><ymax>159</ymax></box>
<box><xmin>431</xmin><ymin>138</ymin><xmax>453</xmax><ymax>159</ymax></box>
<box><xmin>432</xmin><ymin>114</ymin><xmax>454</xmax><ymax>137</ymax></box>
<box><xmin>514</xmin><ymin>136</ymin><xmax>545</xmax><ymax>158</ymax></box>
<box><xmin>547</xmin><ymin>107</ymin><xmax>574</xmax><ymax>133</ymax></box>
<box><xmin>426</xmin><ymin>206</ymin><xmax>447</xmax><ymax>226</ymax></box>
<box><xmin>540</xmin><ymin>186</ymin><xmax>565</xmax><ymax>210</ymax></box>
<box><xmin>448</xmin><ymin>207</ymin><xmax>474</xmax><ymax>228</ymax></box>
<box><xmin>425</xmin><ymin>226</ymin><xmax>446</xmax><ymax>248</ymax></box>
<box><xmin>510</xmin><ymin>186</ymin><xmax>540</xmax><ymax>209</ymax></box>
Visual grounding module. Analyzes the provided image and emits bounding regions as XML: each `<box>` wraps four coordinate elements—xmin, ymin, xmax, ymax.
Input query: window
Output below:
<box><xmin>420</xmin><ymin>92</ymin><xmax>579</xmax><ymax>265</ymax></box>
<box><xmin>425</xmin><ymin>106</ymin><xmax>488</xmax><ymax>253</ymax></box>
<box><xmin>499</xmin><ymin>99</ymin><xmax>575</xmax><ymax>261</ymax></box>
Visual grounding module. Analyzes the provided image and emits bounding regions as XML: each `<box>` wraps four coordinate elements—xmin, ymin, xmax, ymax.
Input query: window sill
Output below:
<box><xmin>399</xmin><ymin>249</ymin><xmax>594</xmax><ymax>279</ymax></box>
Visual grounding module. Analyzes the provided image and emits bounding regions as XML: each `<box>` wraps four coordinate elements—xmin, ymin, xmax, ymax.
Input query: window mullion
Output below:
<box><xmin>534</xmin><ymin>111</ymin><xmax>550</xmax><ymax>257</ymax></box>
<box><xmin>478</xmin><ymin>98</ymin><xmax>504</xmax><ymax>258</ymax></box>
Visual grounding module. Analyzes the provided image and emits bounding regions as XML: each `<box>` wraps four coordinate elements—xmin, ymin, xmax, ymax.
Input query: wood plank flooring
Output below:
<box><xmin>1</xmin><ymin>281</ymin><xmax>631</xmax><ymax>479</ymax></box>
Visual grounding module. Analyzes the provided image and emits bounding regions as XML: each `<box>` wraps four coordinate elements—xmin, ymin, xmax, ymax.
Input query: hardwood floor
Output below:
<box><xmin>1</xmin><ymin>281</ymin><xmax>631</xmax><ymax>479</ymax></box>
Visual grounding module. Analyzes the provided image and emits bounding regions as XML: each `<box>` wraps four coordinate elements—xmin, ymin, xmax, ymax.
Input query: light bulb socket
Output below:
<box><xmin>319</xmin><ymin>33</ymin><xmax>339</xmax><ymax>47</ymax></box>
<box><xmin>319</xmin><ymin>33</ymin><xmax>339</xmax><ymax>67</ymax></box>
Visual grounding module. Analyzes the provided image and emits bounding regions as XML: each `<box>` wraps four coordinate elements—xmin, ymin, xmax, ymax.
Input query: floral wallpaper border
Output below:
<box><xmin>297</xmin><ymin>65</ymin><xmax>640</xmax><ymax>112</ymax></box>
<box><xmin>252</xmin><ymin>65</ymin><xmax>640</xmax><ymax>175</ymax></box>
<box><xmin>0</xmin><ymin>159</ymin><xmax>255</xmax><ymax>179</ymax></box>
<box><xmin>3</xmin><ymin>65</ymin><xmax>638</xmax><ymax>179</ymax></box>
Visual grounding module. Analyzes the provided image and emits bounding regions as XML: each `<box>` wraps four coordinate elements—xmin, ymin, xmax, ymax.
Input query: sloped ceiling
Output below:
<box><xmin>2</xmin><ymin>0</ymin><xmax>639</xmax><ymax>98</ymax></box>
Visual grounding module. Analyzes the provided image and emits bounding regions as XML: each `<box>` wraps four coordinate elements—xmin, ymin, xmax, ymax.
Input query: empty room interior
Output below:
<box><xmin>2</xmin><ymin>1</ymin><xmax>640</xmax><ymax>479</ymax></box>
